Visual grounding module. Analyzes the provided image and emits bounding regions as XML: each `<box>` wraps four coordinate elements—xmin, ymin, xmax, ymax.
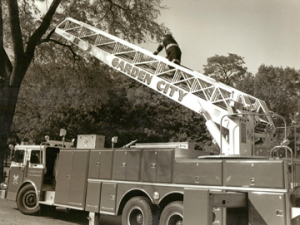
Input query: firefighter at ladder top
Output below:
<box><xmin>153</xmin><ymin>30</ymin><xmax>182</xmax><ymax>67</ymax></box>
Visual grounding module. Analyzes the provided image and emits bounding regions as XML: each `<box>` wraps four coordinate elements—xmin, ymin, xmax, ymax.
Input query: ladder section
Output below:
<box><xmin>55</xmin><ymin>17</ymin><xmax>275</xmax><ymax>148</ymax></box>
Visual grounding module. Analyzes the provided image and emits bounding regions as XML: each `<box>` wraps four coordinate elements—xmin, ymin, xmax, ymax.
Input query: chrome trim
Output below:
<box><xmin>38</xmin><ymin>201</ymin><xmax>54</xmax><ymax>206</ymax></box>
<box><xmin>87</xmin><ymin>178</ymin><xmax>288</xmax><ymax>193</ymax></box>
<box><xmin>86</xmin><ymin>205</ymin><xmax>97</xmax><ymax>208</ymax></box>
<box><xmin>68</xmin><ymin>202</ymin><xmax>82</xmax><ymax>206</ymax></box>
<box><xmin>100</xmin><ymin>210</ymin><xmax>115</xmax><ymax>215</ymax></box>
<box><xmin>53</xmin><ymin>203</ymin><xmax>83</xmax><ymax>210</ymax></box>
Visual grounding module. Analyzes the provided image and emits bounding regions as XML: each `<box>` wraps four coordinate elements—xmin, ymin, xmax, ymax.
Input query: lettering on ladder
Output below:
<box><xmin>112</xmin><ymin>58</ymin><xmax>188</xmax><ymax>102</ymax></box>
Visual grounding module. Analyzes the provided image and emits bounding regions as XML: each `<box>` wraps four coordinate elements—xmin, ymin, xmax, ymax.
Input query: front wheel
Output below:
<box><xmin>122</xmin><ymin>196</ymin><xmax>159</xmax><ymax>225</ymax></box>
<box><xmin>159</xmin><ymin>201</ymin><xmax>183</xmax><ymax>225</ymax></box>
<box><xmin>17</xmin><ymin>184</ymin><xmax>40</xmax><ymax>215</ymax></box>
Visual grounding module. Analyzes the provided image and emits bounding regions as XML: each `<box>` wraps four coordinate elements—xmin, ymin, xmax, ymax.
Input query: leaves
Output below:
<box><xmin>13</xmin><ymin>62</ymin><xmax>209</xmax><ymax>149</ymax></box>
<box><xmin>203</xmin><ymin>53</ymin><xmax>248</xmax><ymax>86</ymax></box>
<box><xmin>0</xmin><ymin>0</ymin><xmax>166</xmax><ymax>183</ymax></box>
<box><xmin>253</xmin><ymin>65</ymin><xmax>300</xmax><ymax>124</ymax></box>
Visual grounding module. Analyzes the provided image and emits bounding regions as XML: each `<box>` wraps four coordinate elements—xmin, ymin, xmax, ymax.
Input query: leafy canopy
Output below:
<box><xmin>203</xmin><ymin>53</ymin><xmax>248</xmax><ymax>86</ymax></box>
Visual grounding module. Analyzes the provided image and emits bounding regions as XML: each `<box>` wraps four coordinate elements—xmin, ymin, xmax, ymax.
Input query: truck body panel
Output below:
<box><xmin>54</xmin><ymin>149</ymin><xmax>89</xmax><ymax>208</ymax></box>
<box><xmin>3</xmin><ymin>140</ymin><xmax>300</xmax><ymax>225</ymax></box>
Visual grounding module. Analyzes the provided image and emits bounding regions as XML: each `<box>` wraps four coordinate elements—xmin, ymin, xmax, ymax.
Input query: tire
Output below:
<box><xmin>122</xmin><ymin>196</ymin><xmax>159</xmax><ymax>225</ymax></box>
<box><xmin>159</xmin><ymin>201</ymin><xmax>183</xmax><ymax>225</ymax></box>
<box><xmin>16</xmin><ymin>184</ymin><xmax>40</xmax><ymax>215</ymax></box>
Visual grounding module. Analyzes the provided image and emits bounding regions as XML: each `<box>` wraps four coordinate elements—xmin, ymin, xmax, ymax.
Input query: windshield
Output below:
<box><xmin>30</xmin><ymin>150</ymin><xmax>42</xmax><ymax>164</ymax></box>
<box><xmin>12</xmin><ymin>150</ymin><xmax>25</xmax><ymax>163</ymax></box>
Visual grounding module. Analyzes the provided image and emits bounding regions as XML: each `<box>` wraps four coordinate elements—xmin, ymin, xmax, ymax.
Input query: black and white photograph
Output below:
<box><xmin>0</xmin><ymin>0</ymin><xmax>299</xmax><ymax>224</ymax></box>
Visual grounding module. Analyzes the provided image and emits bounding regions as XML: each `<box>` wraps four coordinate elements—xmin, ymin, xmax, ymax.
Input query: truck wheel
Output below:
<box><xmin>159</xmin><ymin>201</ymin><xmax>183</xmax><ymax>225</ymax></box>
<box><xmin>122</xmin><ymin>196</ymin><xmax>159</xmax><ymax>225</ymax></box>
<box><xmin>17</xmin><ymin>184</ymin><xmax>40</xmax><ymax>215</ymax></box>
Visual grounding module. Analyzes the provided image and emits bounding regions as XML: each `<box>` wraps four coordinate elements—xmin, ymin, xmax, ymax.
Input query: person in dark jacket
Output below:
<box><xmin>153</xmin><ymin>30</ymin><xmax>182</xmax><ymax>67</ymax></box>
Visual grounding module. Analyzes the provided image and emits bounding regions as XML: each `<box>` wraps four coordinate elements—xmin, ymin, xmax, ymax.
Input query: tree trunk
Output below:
<box><xmin>0</xmin><ymin>0</ymin><xmax>62</xmax><ymax>183</ymax></box>
<box><xmin>0</xmin><ymin>83</ymin><xmax>20</xmax><ymax>183</ymax></box>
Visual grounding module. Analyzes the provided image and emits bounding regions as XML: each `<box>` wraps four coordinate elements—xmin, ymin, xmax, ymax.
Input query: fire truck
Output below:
<box><xmin>1</xmin><ymin>17</ymin><xmax>300</xmax><ymax>225</ymax></box>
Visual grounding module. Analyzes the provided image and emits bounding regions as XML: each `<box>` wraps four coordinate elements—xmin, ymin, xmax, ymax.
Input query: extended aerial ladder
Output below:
<box><xmin>55</xmin><ymin>17</ymin><xmax>275</xmax><ymax>156</ymax></box>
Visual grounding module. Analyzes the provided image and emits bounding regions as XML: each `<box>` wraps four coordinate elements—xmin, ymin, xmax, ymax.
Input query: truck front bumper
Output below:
<box><xmin>0</xmin><ymin>190</ymin><xmax>6</xmax><ymax>199</ymax></box>
<box><xmin>0</xmin><ymin>182</ymin><xmax>7</xmax><ymax>199</ymax></box>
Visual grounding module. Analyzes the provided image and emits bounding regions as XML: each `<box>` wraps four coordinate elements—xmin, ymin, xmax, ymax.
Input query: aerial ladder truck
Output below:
<box><xmin>1</xmin><ymin>17</ymin><xmax>300</xmax><ymax>225</ymax></box>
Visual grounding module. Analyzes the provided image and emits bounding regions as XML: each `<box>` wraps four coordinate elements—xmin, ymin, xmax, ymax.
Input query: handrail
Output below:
<box><xmin>270</xmin><ymin>146</ymin><xmax>294</xmax><ymax>190</ymax></box>
<box><xmin>219</xmin><ymin>112</ymin><xmax>284</xmax><ymax>155</ymax></box>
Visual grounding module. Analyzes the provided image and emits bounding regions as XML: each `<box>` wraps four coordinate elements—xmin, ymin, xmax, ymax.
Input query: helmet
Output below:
<box><xmin>164</xmin><ymin>29</ymin><xmax>172</xmax><ymax>36</ymax></box>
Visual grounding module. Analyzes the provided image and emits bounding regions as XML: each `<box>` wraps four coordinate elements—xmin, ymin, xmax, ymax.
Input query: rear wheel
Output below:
<box><xmin>17</xmin><ymin>184</ymin><xmax>40</xmax><ymax>215</ymax></box>
<box><xmin>122</xmin><ymin>196</ymin><xmax>159</xmax><ymax>225</ymax></box>
<box><xmin>159</xmin><ymin>201</ymin><xmax>183</xmax><ymax>225</ymax></box>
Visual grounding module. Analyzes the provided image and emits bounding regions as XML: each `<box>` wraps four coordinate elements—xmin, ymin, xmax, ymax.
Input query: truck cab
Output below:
<box><xmin>1</xmin><ymin>140</ymin><xmax>73</xmax><ymax>214</ymax></box>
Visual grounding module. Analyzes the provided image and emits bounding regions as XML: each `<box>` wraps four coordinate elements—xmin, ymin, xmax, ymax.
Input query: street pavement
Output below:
<box><xmin>0</xmin><ymin>198</ymin><xmax>122</xmax><ymax>225</ymax></box>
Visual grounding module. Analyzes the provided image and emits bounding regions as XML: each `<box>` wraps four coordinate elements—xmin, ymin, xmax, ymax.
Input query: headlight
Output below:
<box><xmin>0</xmin><ymin>182</ymin><xmax>7</xmax><ymax>190</ymax></box>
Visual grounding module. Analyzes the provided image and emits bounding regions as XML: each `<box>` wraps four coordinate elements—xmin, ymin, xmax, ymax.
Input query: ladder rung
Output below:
<box><xmin>96</xmin><ymin>41</ymin><xmax>117</xmax><ymax>46</ymax></box>
<box><xmin>115</xmin><ymin>50</ymin><xmax>136</xmax><ymax>55</ymax></box>
<box><xmin>134</xmin><ymin>61</ymin><xmax>159</xmax><ymax>66</ymax></box>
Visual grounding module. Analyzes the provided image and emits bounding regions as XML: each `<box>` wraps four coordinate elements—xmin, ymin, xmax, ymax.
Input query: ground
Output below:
<box><xmin>1</xmin><ymin>167</ymin><xmax>122</xmax><ymax>225</ymax></box>
<box><xmin>0</xmin><ymin>198</ymin><xmax>122</xmax><ymax>225</ymax></box>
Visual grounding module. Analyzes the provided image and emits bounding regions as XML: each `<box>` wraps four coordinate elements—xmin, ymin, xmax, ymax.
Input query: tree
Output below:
<box><xmin>235</xmin><ymin>73</ymin><xmax>255</xmax><ymax>95</ymax></box>
<box><xmin>13</xmin><ymin>63</ymin><xmax>210</xmax><ymax>150</ymax></box>
<box><xmin>203</xmin><ymin>53</ymin><xmax>248</xmax><ymax>86</ymax></box>
<box><xmin>254</xmin><ymin>65</ymin><xmax>300</xmax><ymax>124</ymax></box>
<box><xmin>0</xmin><ymin>0</ymin><xmax>166</xmax><ymax>182</ymax></box>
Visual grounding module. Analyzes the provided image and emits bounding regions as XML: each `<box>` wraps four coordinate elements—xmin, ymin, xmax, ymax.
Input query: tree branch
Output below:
<box><xmin>0</xmin><ymin>0</ymin><xmax>2</xmax><ymax>48</ymax></box>
<box><xmin>0</xmin><ymin>0</ymin><xmax>12</xmax><ymax>77</ymax></box>
<box><xmin>8</xmin><ymin>0</ymin><xmax>25</xmax><ymax>62</ymax></box>
<box><xmin>24</xmin><ymin>0</ymin><xmax>61</xmax><ymax>64</ymax></box>
<box><xmin>1</xmin><ymin>48</ymin><xmax>13</xmax><ymax>75</ymax></box>
<box><xmin>39</xmin><ymin>28</ymin><xmax>56</xmax><ymax>44</ymax></box>
<box><xmin>48</xmin><ymin>39</ymin><xmax>80</xmax><ymax>61</ymax></box>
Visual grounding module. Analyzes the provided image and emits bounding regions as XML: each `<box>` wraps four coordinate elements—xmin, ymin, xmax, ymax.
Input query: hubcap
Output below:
<box><xmin>128</xmin><ymin>207</ymin><xmax>144</xmax><ymax>225</ymax></box>
<box><xmin>176</xmin><ymin>221</ymin><xmax>183</xmax><ymax>225</ymax></box>
<box><xmin>168</xmin><ymin>213</ymin><xmax>183</xmax><ymax>225</ymax></box>
<box><xmin>23</xmin><ymin>191</ymin><xmax>37</xmax><ymax>209</ymax></box>
<box><xmin>136</xmin><ymin>213</ymin><xmax>143</xmax><ymax>224</ymax></box>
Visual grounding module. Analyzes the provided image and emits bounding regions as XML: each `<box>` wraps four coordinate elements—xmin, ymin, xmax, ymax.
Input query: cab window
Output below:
<box><xmin>30</xmin><ymin>150</ymin><xmax>42</xmax><ymax>164</ymax></box>
<box><xmin>12</xmin><ymin>150</ymin><xmax>25</xmax><ymax>163</ymax></box>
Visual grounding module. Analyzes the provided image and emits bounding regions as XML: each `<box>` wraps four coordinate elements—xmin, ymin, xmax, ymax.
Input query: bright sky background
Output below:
<box><xmin>39</xmin><ymin>0</ymin><xmax>299</xmax><ymax>74</ymax></box>
<box><xmin>141</xmin><ymin>0</ymin><xmax>300</xmax><ymax>74</ymax></box>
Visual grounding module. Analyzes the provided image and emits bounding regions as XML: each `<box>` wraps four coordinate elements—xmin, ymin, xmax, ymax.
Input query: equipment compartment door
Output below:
<box><xmin>100</xmin><ymin>183</ymin><xmax>117</xmax><ymax>214</ymax></box>
<box><xmin>85</xmin><ymin>181</ymin><xmax>102</xmax><ymax>212</ymax></box>
<box><xmin>54</xmin><ymin>150</ymin><xmax>73</xmax><ymax>205</ymax></box>
<box><xmin>99</xmin><ymin>150</ymin><xmax>113</xmax><ymax>179</ymax></box>
<box><xmin>141</xmin><ymin>150</ymin><xmax>157</xmax><ymax>182</ymax></box>
<box><xmin>88</xmin><ymin>150</ymin><xmax>101</xmax><ymax>179</ymax></box>
<box><xmin>157</xmin><ymin>150</ymin><xmax>173</xmax><ymax>183</ymax></box>
<box><xmin>126</xmin><ymin>150</ymin><xmax>141</xmax><ymax>181</ymax></box>
<box><xmin>68</xmin><ymin>150</ymin><xmax>89</xmax><ymax>208</ymax></box>
<box><xmin>249</xmin><ymin>192</ymin><xmax>286</xmax><ymax>225</ymax></box>
<box><xmin>113</xmin><ymin>150</ymin><xmax>127</xmax><ymax>180</ymax></box>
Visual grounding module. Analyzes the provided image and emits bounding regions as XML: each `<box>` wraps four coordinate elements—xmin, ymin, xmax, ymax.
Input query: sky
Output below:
<box><xmin>38</xmin><ymin>0</ymin><xmax>300</xmax><ymax>74</ymax></box>
<box><xmin>141</xmin><ymin>0</ymin><xmax>300</xmax><ymax>74</ymax></box>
